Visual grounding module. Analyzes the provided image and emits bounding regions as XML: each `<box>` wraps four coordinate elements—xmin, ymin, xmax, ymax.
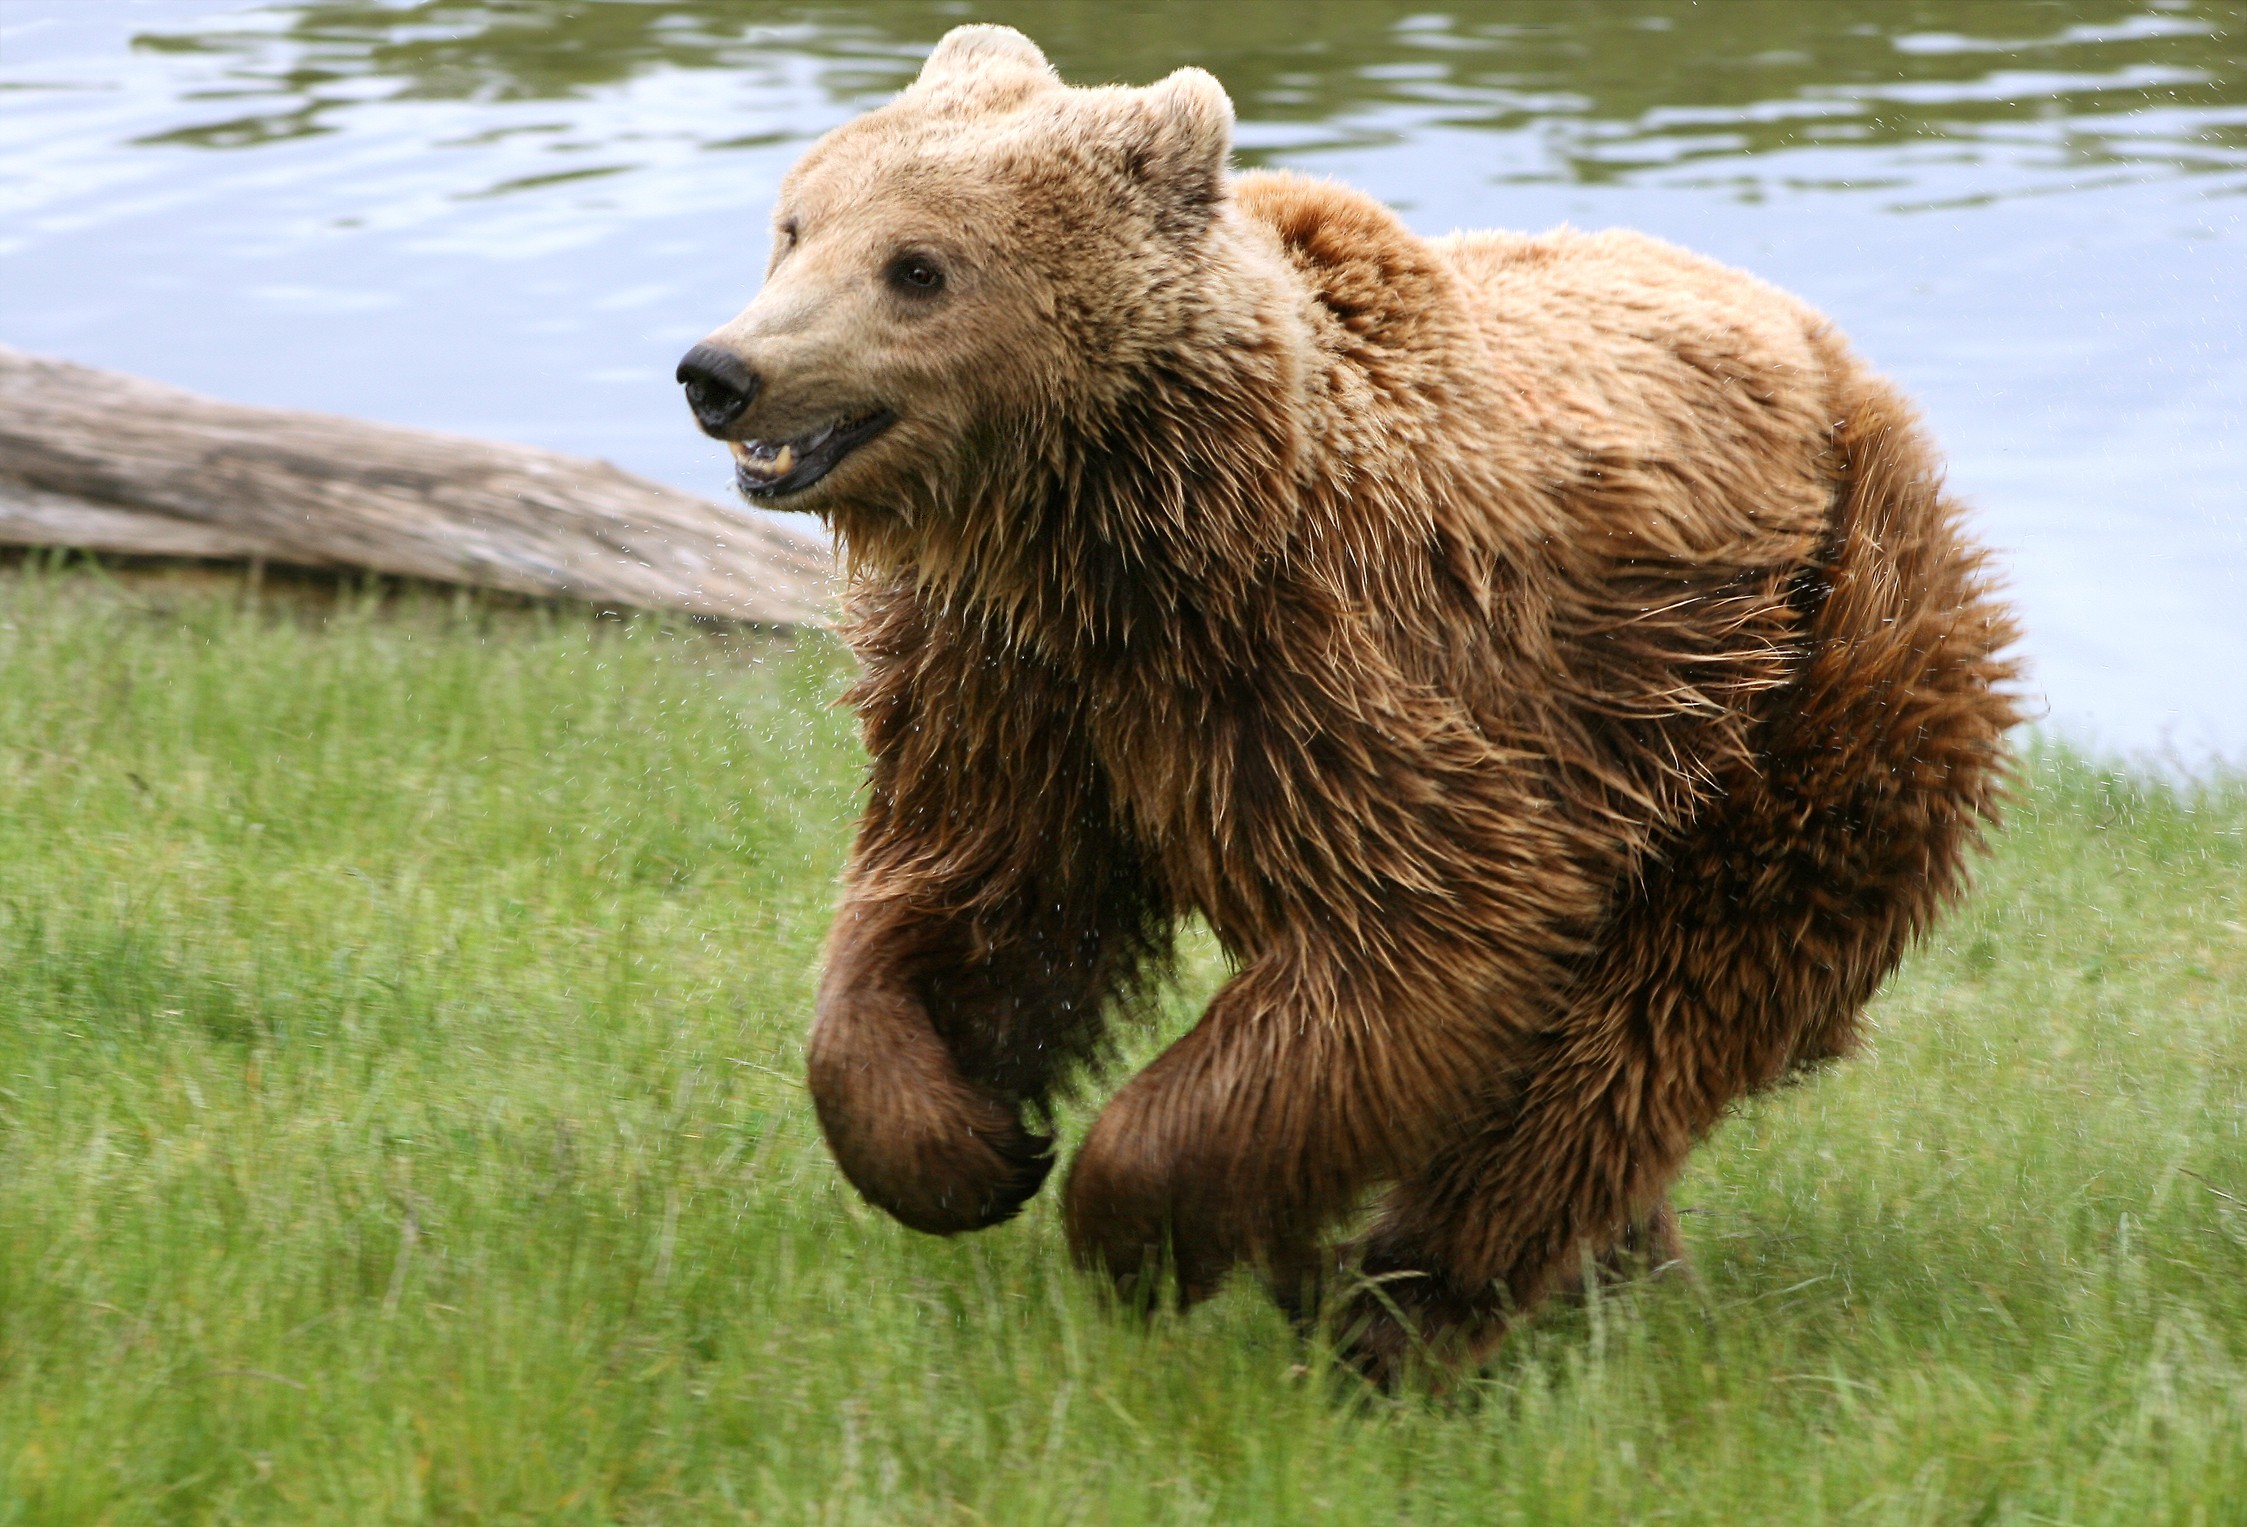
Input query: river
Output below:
<box><xmin>4</xmin><ymin>1</ymin><xmax>2241</xmax><ymax>763</ymax></box>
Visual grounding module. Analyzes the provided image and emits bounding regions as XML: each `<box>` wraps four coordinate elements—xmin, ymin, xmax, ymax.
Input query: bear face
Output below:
<box><xmin>680</xmin><ymin>27</ymin><xmax>1239</xmax><ymax>530</ymax></box>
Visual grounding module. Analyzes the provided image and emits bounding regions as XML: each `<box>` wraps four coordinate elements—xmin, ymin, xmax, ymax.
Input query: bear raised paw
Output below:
<box><xmin>678</xmin><ymin>25</ymin><xmax>2021</xmax><ymax>1386</ymax></box>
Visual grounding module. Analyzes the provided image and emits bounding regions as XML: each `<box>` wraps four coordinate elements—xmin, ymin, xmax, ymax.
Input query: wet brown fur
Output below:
<box><xmin>700</xmin><ymin>27</ymin><xmax>2023</xmax><ymax>1383</ymax></box>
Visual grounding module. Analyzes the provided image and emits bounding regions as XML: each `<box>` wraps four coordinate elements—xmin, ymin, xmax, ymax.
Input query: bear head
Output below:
<box><xmin>678</xmin><ymin>26</ymin><xmax>1298</xmax><ymax>586</ymax></box>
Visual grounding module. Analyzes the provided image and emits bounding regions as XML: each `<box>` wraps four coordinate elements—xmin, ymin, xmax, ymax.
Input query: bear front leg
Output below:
<box><xmin>807</xmin><ymin>895</ymin><xmax>1060</xmax><ymax>1234</ymax></box>
<box><xmin>810</xmin><ymin>851</ymin><xmax>1171</xmax><ymax>1236</ymax></box>
<box><xmin>1063</xmin><ymin>953</ymin><xmax>1484</xmax><ymax>1309</ymax></box>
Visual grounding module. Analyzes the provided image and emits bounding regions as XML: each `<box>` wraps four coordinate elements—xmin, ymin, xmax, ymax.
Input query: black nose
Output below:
<box><xmin>675</xmin><ymin>342</ymin><xmax>760</xmax><ymax>435</ymax></box>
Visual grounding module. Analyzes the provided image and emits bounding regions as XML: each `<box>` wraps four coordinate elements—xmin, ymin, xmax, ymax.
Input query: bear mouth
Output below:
<box><xmin>729</xmin><ymin>410</ymin><xmax>896</xmax><ymax>499</ymax></box>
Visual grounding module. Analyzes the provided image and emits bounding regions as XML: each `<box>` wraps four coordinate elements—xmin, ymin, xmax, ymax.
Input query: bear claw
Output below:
<box><xmin>969</xmin><ymin>1122</ymin><xmax>1055</xmax><ymax>1227</ymax></box>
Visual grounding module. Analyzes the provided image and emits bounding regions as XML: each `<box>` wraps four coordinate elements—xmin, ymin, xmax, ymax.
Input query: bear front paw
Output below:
<box><xmin>818</xmin><ymin>1073</ymin><xmax>1054</xmax><ymax>1236</ymax></box>
<box><xmin>959</xmin><ymin>1113</ymin><xmax>1058</xmax><ymax>1229</ymax></box>
<box><xmin>1061</xmin><ymin>1150</ymin><xmax>1170</xmax><ymax>1306</ymax></box>
<box><xmin>807</xmin><ymin>987</ymin><xmax>1056</xmax><ymax>1235</ymax></box>
<box><xmin>1062</xmin><ymin>1098</ymin><xmax>1238</xmax><ymax>1308</ymax></box>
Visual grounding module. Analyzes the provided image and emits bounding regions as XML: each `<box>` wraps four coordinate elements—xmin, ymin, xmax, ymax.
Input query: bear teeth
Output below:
<box><xmin>734</xmin><ymin>428</ymin><xmax>841</xmax><ymax>477</ymax></box>
<box><xmin>730</xmin><ymin>440</ymin><xmax>792</xmax><ymax>478</ymax></box>
<box><xmin>727</xmin><ymin>410</ymin><xmax>893</xmax><ymax>495</ymax></box>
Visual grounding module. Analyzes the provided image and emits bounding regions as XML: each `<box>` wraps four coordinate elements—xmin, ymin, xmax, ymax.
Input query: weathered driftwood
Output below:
<box><xmin>0</xmin><ymin>344</ymin><xmax>834</xmax><ymax>626</ymax></box>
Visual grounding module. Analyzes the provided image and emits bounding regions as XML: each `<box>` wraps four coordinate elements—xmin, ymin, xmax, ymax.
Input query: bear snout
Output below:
<box><xmin>675</xmin><ymin>342</ymin><xmax>761</xmax><ymax>437</ymax></box>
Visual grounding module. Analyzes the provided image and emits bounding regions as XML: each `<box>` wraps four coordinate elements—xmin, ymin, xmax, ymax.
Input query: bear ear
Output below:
<box><xmin>1113</xmin><ymin>67</ymin><xmax>1234</xmax><ymax>226</ymax></box>
<box><xmin>913</xmin><ymin>25</ymin><xmax>1060</xmax><ymax>104</ymax></box>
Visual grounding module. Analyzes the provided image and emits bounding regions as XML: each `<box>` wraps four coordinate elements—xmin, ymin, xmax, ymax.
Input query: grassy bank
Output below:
<box><xmin>0</xmin><ymin>564</ymin><xmax>2241</xmax><ymax>1525</ymax></box>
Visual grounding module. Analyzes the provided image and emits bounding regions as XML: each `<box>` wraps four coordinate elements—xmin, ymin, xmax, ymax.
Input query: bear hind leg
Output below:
<box><xmin>1333</xmin><ymin>865</ymin><xmax>1877</xmax><ymax>1388</ymax></box>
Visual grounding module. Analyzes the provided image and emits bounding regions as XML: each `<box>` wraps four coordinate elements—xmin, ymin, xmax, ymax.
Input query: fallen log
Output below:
<box><xmin>0</xmin><ymin>345</ymin><xmax>835</xmax><ymax>626</ymax></box>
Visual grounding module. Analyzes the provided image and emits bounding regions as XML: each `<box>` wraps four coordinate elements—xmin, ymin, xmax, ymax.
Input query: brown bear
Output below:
<box><xmin>676</xmin><ymin>25</ymin><xmax>2020</xmax><ymax>1384</ymax></box>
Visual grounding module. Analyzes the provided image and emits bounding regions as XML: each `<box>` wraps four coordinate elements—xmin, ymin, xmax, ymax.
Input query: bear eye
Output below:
<box><xmin>886</xmin><ymin>253</ymin><xmax>946</xmax><ymax>296</ymax></box>
<box><xmin>779</xmin><ymin>218</ymin><xmax>800</xmax><ymax>250</ymax></box>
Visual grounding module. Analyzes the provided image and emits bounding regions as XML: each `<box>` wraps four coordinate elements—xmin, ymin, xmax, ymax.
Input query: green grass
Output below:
<box><xmin>0</xmin><ymin>562</ymin><xmax>2243</xmax><ymax>1525</ymax></box>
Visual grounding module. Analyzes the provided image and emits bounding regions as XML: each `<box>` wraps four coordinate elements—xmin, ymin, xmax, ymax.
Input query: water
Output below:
<box><xmin>3</xmin><ymin>1</ymin><xmax>2241</xmax><ymax>763</ymax></box>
